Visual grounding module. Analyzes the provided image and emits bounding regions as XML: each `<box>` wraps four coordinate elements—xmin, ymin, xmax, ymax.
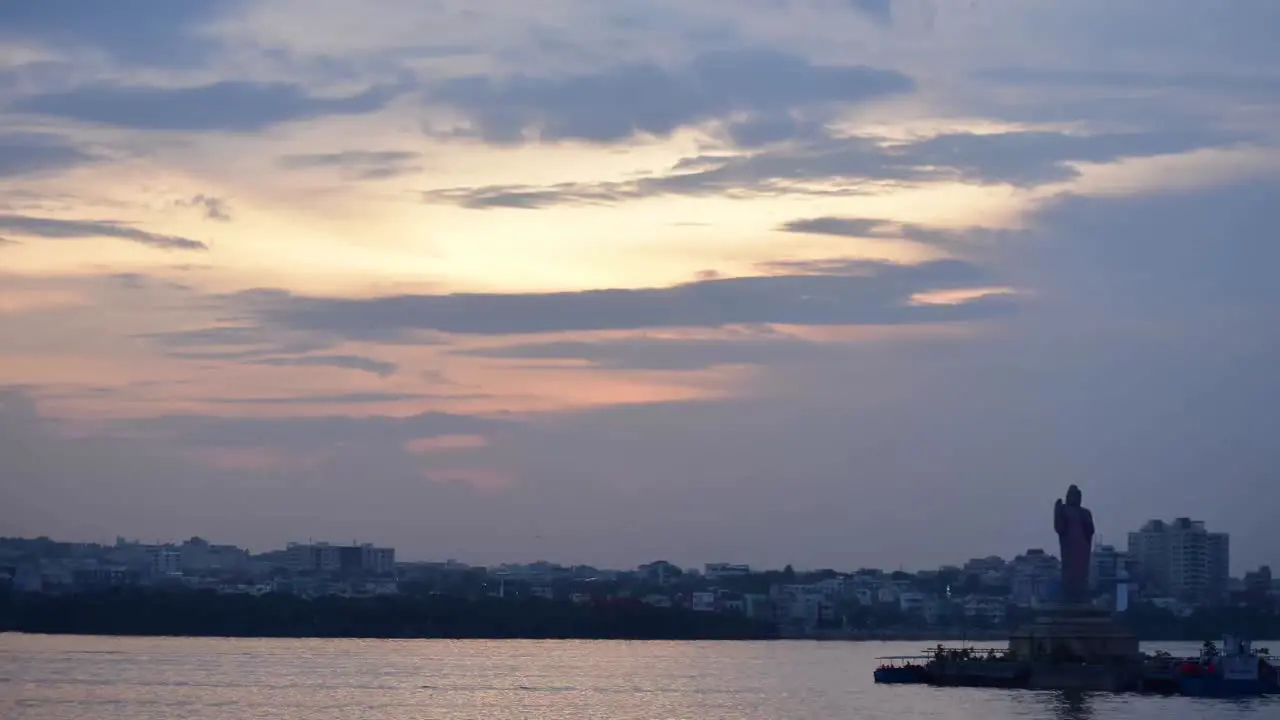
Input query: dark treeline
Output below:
<box><xmin>1122</xmin><ymin>602</ymin><xmax>1280</xmax><ymax>642</ymax></box>
<box><xmin>2</xmin><ymin>590</ymin><xmax>1276</xmax><ymax>642</ymax></box>
<box><xmin>0</xmin><ymin>589</ymin><xmax>775</xmax><ymax>640</ymax></box>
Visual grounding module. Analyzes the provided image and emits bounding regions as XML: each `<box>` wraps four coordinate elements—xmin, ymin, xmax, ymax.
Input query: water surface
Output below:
<box><xmin>1</xmin><ymin>634</ymin><xmax>1275</xmax><ymax>719</ymax></box>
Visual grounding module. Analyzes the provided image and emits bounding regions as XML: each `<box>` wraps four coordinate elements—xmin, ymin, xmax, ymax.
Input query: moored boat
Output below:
<box><xmin>872</xmin><ymin>638</ymin><xmax>1278</xmax><ymax>696</ymax></box>
<box><xmin>1176</xmin><ymin>637</ymin><xmax>1277</xmax><ymax>697</ymax></box>
<box><xmin>873</xmin><ymin>656</ymin><xmax>930</xmax><ymax>684</ymax></box>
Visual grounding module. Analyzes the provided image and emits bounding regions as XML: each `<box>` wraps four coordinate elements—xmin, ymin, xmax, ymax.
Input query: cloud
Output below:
<box><xmin>424</xmin><ymin>129</ymin><xmax>1243</xmax><ymax>208</ymax></box>
<box><xmin>1013</xmin><ymin>1</ymin><xmax>1280</xmax><ymax>71</ymax></box>
<box><xmin>975</xmin><ymin>67</ymin><xmax>1280</xmax><ymax>98</ymax></box>
<box><xmin>431</xmin><ymin>48</ymin><xmax>913</xmax><ymax>144</ymax></box>
<box><xmin>460</xmin><ymin>334</ymin><xmax>838</xmax><ymax>371</ymax></box>
<box><xmin>893</xmin><ymin>130</ymin><xmax>1249</xmax><ymax>186</ymax></box>
<box><xmin>0</xmin><ymin>386</ymin><xmax>521</xmax><ymax>552</ymax></box>
<box><xmin>140</xmin><ymin>323</ymin><xmax>334</xmax><ymax>360</ymax></box>
<box><xmin>721</xmin><ymin>114</ymin><xmax>831</xmax><ymax>148</ymax></box>
<box><xmin>0</xmin><ymin>0</ymin><xmax>237</xmax><ymax>67</ymax></box>
<box><xmin>243</xmin><ymin>258</ymin><xmax>1014</xmax><ymax>339</ymax></box>
<box><xmin>0</xmin><ymin>132</ymin><xmax>98</xmax><ymax>178</ymax></box>
<box><xmin>846</xmin><ymin>0</ymin><xmax>893</xmax><ymax>26</ymax></box>
<box><xmin>13</xmin><ymin>81</ymin><xmax>402</xmax><ymax>132</ymax></box>
<box><xmin>201</xmin><ymin>392</ymin><xmax>439</xmax><ymax>405</ymax></box>
<box><xmin>966</xmin><ymin>66</ymin><xmax>1280</xmax><ymax>129</ymax></box>
<box><xmin>1019</xmin><ymin>175</ymin><xmax>1280</xmax><ymax>311</ymax></box>
<box><xmin>780</xmin><ymin>217</ymin><xmax>895</xmax><ymax>238</ymax></box>
<box><xmin>278</xmin><ymin>150</ymin><xmax>424</xmax><ymax>180</ymax></box>
<box><xmin>778</xmin><ymin>216</ymin><xmax>993</xmax><ymax>248</ymax></box>
<box><xmin>0</xmin><ymin>214</ymin><xmax>206</xmax><ymax>250</ymax></box>
<box><xmin>117</xmin><ymin>407</ymin><xmax>509</xmax><ymax>451</ymax></box>
<box><xmin>424</xmin><ymin>183</ymin><xmax>638</xmax><ymax>210</ymax></box>
<box><xmin>177</xmin><ymin>194</ymin><xmax>232</xmax><ymax>222</ymax></box>
<box><xmin>247</xmin><ymin>354</ymin><xmax>398</xmax><ymax>377</ymax></box>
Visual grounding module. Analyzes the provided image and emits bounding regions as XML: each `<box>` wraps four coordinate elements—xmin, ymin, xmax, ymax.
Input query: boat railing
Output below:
<box><xmin>874</xmin><ymin>655</ymin><xmax>931</xmax><ymax>668</ymax></box>
<box><xmin>921</xmin><ymin>646</ymin><xmax>1014</xmax><ymax>663</ymax></box>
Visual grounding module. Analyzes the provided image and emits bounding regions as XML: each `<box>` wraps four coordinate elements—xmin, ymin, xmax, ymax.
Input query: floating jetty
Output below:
<box><xmin>875</xmin><ymin>633</ymin><xmax>1278</xmax><ymax>697</ymax></box>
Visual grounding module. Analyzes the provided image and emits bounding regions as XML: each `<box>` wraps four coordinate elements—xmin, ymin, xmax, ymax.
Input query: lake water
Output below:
<box><xmin>1</xmin><ymin>634</ymin><xmax>1276</xmax><ymax>719</ymax></box>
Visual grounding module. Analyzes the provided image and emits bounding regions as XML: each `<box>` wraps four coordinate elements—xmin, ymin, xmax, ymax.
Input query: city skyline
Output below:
<box><xmin>3</xmin><ymin>1</ymin><xmax>1280</xmax><ymax>571</ymax></box>
<box><xmin>3</xmin><ymin>512</ymin><xmax>1256</xmax><ymax>583</ymax></box>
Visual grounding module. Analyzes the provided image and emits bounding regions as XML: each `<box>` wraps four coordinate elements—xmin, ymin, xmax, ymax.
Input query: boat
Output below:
<box><xmin>871</xmin><ymin>639</ymin><xmax>1278</xmax><ymax>696</ymax></box>
<box><xmin>873</xmin><ymin>655</ymin><xmax>930</xmax><ymax>684</ymax></box>
<box><xmin>1176</xmin><ymin>637</ymin><xmax>1278</xmax><ymax>697</ymax></box>
<box><xmin>923</xmin><ymin>646</ymin><xmax>1032</xmax><ymax>688</ymax></box>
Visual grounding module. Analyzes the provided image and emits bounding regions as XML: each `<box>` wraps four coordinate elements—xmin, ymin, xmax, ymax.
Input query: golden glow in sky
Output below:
<box><xmin>5</xmin><ymin>0</ymin><xmax>1279</xmax><ymax>568</ymax></box>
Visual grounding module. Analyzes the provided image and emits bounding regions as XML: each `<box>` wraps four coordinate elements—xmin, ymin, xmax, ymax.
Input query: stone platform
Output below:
<box><xmin>1006</xmin><ymin>605</ymin><xmax>1143</xmax><ymax>691</ymax></box>
<box><xmin>1009</xmin><ymin>604</ymin><xmax>1140</xmax><ymax>664</ymax></box>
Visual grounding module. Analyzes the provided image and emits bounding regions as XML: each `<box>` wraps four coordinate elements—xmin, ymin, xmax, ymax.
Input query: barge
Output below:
<box><xmin>874</xmin><ymin>637</ymin><xmax>1278</xmax><ymax>697</ymax></box>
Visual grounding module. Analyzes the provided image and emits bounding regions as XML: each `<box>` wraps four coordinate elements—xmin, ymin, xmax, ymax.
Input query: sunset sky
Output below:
<box><xmin>3</xmin><ymin>0</ymin><xmax>1278</xmax><ymax>571</ymax></box>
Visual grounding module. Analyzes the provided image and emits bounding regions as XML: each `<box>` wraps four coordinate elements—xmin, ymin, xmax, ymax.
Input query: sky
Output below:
<box><xmin>2</xmin><ymin>0</ymin><xmax>1278</xmax><ymax>572</ymax></box>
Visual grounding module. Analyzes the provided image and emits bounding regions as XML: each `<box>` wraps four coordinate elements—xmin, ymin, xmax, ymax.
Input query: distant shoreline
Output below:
<box><xmin>2</xmin><ymin>626</ymin><xmax>1261</xmax><ymax>645</ymax></box>
<box><xmin>4</xmin><ymin>590</ymin><xmax>1276</xmax><ymax>644</ymax></box>
<box><xmin>0</xmin><ymin>590</ymin><xmax>773</xmax><ymax>642</ymax></box>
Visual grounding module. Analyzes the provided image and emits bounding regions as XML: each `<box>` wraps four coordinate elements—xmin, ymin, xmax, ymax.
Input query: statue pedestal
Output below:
<box><xmin>1007</xmin><ymin>604</ymin><xmax>1142</xmax><ymax>691</ymax></box>
<box><xmin>1008</xmin><ymin>604</ymin><xmax>1140</xmax><ymax>663</ymax></box>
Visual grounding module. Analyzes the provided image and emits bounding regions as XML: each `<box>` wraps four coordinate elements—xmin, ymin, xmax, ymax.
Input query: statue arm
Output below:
<box><xmin>1083</xmin><ymin>509</ymin><xmax>1095</xmax><ymax>538</ymax></box>
<box><xmin>1053</xmin><ymin>499</ymin><xmax>1065</xmax><ymax>534</ymax></box>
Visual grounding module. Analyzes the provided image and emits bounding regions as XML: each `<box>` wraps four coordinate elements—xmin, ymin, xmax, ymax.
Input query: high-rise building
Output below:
<box><xmin>1127</xmin><ymin>518</ymin><xmax>1229</xmax><ymax>604</ymax></box>
<box><xmin>1089</xmin><ymin>544</ymin><xmax>1126</xmax><ymax>592</ymax></box>
<box><xmin>360</xmin><ymin>544</ymin><xmax>396</xmax><ymax>575</ymax></box>
<box><xmin>146</xmin><ymin>546</ymin><xmax>182</xmax><ymax>577</ymax></box>
<box><xmin>287</xmin><ymin>542</ymin><xmax>394</xmax><ymax>575</ymax></box>
<box><xmin>1244</xmin><ymin>566</ymin><xmax>1273</xmax><ymax>593</ymax></box>
<box><xmin>1206</xmin><ymin>531</ymin><xmax>1230</xmax><ymax>603</ymax></box>
<box><xmin>178</xmin><ymin>537</ymin><xmax>249</xmax><ymax>574</ymax></box>
<box><xmin>1010</xmin><ymin>549</ymin><xmax>1058</xmax><ymax>607</ymax></box>
<box><xmin>1090</xmin><ymin>544</ymin><xmax>1135</xmax><ymax>611</ymax></box>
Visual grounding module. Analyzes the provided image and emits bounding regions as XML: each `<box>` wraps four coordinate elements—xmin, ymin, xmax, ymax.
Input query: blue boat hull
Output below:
<box><xmin>1179</xmin><ymin>676</ymin><xmax>1266</xmax><ymax>697</ymax></box>
<box><xmin>874</xmin><ymin>667</ymin><xmax>928</xmax><ymax>684</ymax></box>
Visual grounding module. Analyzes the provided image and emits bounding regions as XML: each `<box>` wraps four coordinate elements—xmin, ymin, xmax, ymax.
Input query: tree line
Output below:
<box><xmin>0</xmin><ymin>588</ymin><xmax>774</xmax><ymax>640</ymax></box>
<box><xmin>2</xmin><ymin>589</ymin><xmax>1275</xmax><ymax>641</ymax></box>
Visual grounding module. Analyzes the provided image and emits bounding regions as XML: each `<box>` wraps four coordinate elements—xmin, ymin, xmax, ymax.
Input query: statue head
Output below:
<box><xmin>1066</xmin><ymin>484</ymin><xmax>1082</xmax><ymax>507</ymax></box>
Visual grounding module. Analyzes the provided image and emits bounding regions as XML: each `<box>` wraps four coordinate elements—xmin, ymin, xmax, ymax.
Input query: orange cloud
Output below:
<box><xmin>404</xmin><ymin>434</ymin><xmax>488</xmax><ymax>454</ymax></box>
<box><xmin>0</xmin><ymin>289</ymin><xmax>89</xmax><ymax>314</ymax></box>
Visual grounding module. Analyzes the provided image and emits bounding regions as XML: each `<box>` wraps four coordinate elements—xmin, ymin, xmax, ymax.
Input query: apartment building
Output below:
<box><xmin>1127</xmin><ymin>518</ymin><xmax>1229</xmax><ymax>603</ymax></box>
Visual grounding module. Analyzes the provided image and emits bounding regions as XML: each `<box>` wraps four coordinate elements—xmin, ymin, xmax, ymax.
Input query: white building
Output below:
<box><xmin>287</xmin><ymin>542</ymin><xmax>395</xmax><ymax>575</ymax></box>
<box><xmin>1128</xmin><ymin>518</ymin><xmax>1230</xmax><ymax>603</ymax></box>
<box><xmin>1010</xmin><ymin>549</ymin><xmax>1058</xmax><ymax>607</ymax></box>
<box><xmin>962</xmin><ymin>596</ymin><xmax>1007</xmax><ymax>625</ymax></box>
<box><xmin>771</xmin><ymin>584</ymin><xmax>835</xmax><ymax>628</ymax></box>
<box><xmin>1089</xmin><ymin>544</ymin><xmax>1129</xmax><ymax>598</ymax></box>
<box><xmin>898</xmin><ymin>592</ymin><xmax>941</xmax><ymax>624</ymax></box>
<box><xmin>897</xmin><ymin>592</ymin><xmax>940</xmax><ymax>623</ymax></box>
<box><xmin>703</xmin><ymin>563</ymin><xmax>751</xmax><ymax>580</ymax></box>
<box><xmin>690</xmin><ymin>591</ymin><xmax>716</xmax><ymax>612</ymax></box>
<box><xmin>179</xmin><ymin>537</ymin><xmax>249</xmax><ymax>574</ymax></box>
<box><xmin>148</xmin><ymin>547</ymin><xmax>181</xmax><ymax>576</ymax></box>
<box><xmin>360</xmin><ymin>545</ymin><xmax>396</xmax><ymax>575</ymax></box>
<box><xmin>743</xmin><ymin>593</ymin><xmax>772</xmax><ymax>620</ymax></box>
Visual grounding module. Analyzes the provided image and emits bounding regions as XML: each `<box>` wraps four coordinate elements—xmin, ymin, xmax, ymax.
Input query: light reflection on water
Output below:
<box><xmin>1</xmin><ymin>634</ymin><xmax>1276</xmax><ymax>720</ymax></box>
